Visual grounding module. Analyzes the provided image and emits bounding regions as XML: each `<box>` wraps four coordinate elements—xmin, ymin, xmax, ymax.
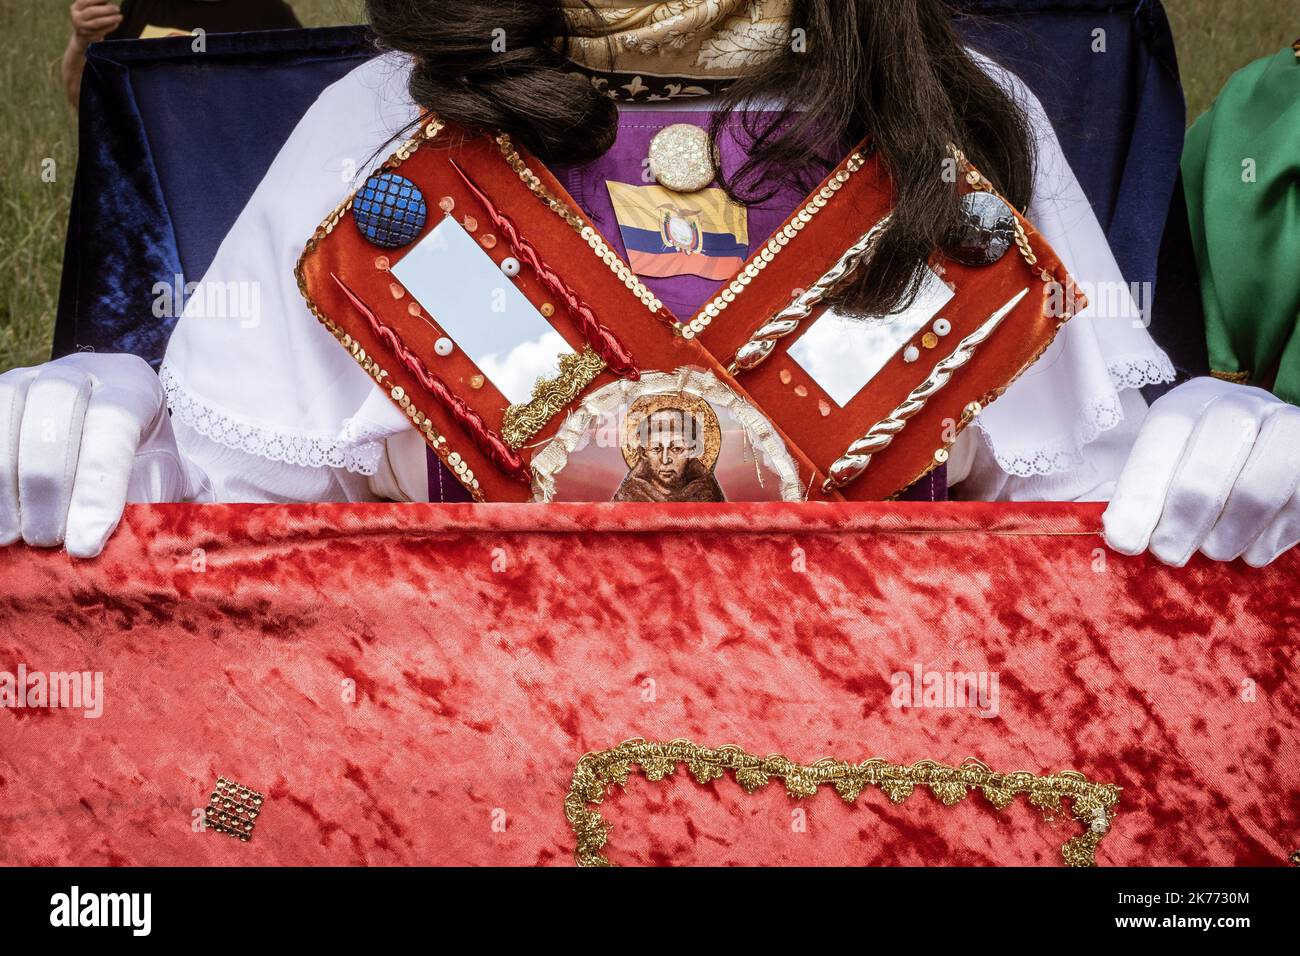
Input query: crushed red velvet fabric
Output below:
<box><xmin>0</xmin><ymin>502</ymin><xmax>1295</xmax><ymax>866</ymax></box>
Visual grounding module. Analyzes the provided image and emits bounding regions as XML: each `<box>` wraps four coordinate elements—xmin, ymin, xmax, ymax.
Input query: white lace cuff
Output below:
<box><xmin>973</xmin><ymin>351</ymin><xmax>1175</xmax><ymax>479</ymax></box>
<box><xmin>159</xmin><ymin>363</ymin><xmax>384</xmax><ymax>476</ymax></box>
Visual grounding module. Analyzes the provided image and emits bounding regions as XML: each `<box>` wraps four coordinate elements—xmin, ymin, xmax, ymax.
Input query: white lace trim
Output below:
<box><xmin>159</xmin><ymin>364</ymin><xmax>384</xmax><ymax>476</ymax></box>
<box><xmin>1106</xmin><ymin>353</ymin><xmax>1178</xmax><ymax>391</ymax></box>
<box><xmin>975</xmin><ymin>351</ymin><xmax>1177</xmax><ymax>479</ymax></box>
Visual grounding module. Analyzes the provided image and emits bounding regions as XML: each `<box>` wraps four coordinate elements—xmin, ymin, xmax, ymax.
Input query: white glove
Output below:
<box><xmin>0</xmin><ymin>352</ymin><xmax>208</xmax><ymax>558</ymax></box>
<box><xmin>1103</xmin><ymin>377</ymin><xmax>1300</xmax><ymax>567</ymax></box>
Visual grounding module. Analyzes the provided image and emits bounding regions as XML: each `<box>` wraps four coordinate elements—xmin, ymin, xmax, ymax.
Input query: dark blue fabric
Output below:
<box><xmin>959</xmin><ymin>0</ymin><xmax>1206</xmax><ymax>385</ymax></box>
<box><xmin>55</xmin><ymin>27</ymin><xmax>373</xmax><ymax>364</ymax></box>
<box><xmin>53</xmin><ymin>5</ymin><xmax>1206</xmax><ymax>379</ymax></box>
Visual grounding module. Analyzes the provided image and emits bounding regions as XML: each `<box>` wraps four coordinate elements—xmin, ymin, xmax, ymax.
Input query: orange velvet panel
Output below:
<box><xmin>301</xmin><ymin>124</ymin><xmax>1074</xmax><ymax>504</ymax></box>
<box><xmin>299</xmin><ymin>127</ymin><xmax>835</xmax><ymax>502</ymax></box>
<box><xmin>1</xmin><ymin>502</ymin><xmax>1295</xmax><ymax>866</ymax></box>
<box><xmin>695</xmin><ymin>162</ymin><xmax>1080</xmax><ymax>502</ymax></box>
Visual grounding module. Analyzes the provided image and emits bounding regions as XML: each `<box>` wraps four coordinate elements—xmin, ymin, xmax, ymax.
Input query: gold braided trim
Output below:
<box><xmin>685</xmin><ymin>151</ymin><xmax>868</xmax><ymax>340</ymax></box>
<box><xmin>1211</xmin><ymin>369</ymin><xmax>1252</xmax><ymax>385</ymax></box>
<box><xmin>293</xmin><ymin>119</ymin><xmax>486</xmax><ymax>501</ymax></box>
<box><xmin>566</xmin><ymin>738</ymin><xmax>1121</xmax><ymax>867</ymax></box>
<box><xmin>496</xmin><ymin>134</ymin><xmax>666</xmax><ymax>318</ymax></box>
<box><xmin>500</xmin><ymin>346</ymin><xmax>607</xmax><ymax>448</ymax></box>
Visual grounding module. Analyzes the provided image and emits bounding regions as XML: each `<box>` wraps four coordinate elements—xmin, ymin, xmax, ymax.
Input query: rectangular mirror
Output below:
<box><xmin>393</xmin><ymin>215</ymin><xmax>573</xmax><ymax>405</ymax></box>
<box><xmin>786</xmin><ymin>267</ymin><xmax>955</xmax><ymax>408</ymax></box>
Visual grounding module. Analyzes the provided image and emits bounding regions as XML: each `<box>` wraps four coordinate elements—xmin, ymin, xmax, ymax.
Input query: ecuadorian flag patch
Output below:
<box><xmin>606</xmin><ymin>182</ymin><xmax>748</xmax><ymax>280</ymax></box>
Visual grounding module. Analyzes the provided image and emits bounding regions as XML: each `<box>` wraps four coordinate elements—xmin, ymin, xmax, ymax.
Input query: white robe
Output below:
<box><xmin>159</xmin><ymin>52</ymin><xmax>1174</xmax><ymax>503</ymax></box>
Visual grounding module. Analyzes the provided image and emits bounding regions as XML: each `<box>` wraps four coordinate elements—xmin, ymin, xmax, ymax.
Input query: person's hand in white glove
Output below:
<box><xmin>1103</xmin><ymin>377</ymin><xmax>1300</xmax><ymax>567</ymax></box>
<box><xmin>0</xmin><ymin>353</ymin><xmax>208</xmax><ymax>558</ymax></box>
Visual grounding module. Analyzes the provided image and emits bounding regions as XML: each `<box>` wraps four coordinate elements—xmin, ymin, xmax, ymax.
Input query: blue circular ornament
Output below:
<box><xmin>352</xmin><ymin>173</ymin><xmax>428</xmax><ymax>249</ymax></box>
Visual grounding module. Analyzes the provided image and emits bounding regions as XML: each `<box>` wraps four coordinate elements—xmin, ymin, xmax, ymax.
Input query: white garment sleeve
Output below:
<box><xmin>950</xmin><ymin>56</ymin><xmax>1176</xmax><ymax>502</ymax></box>
<box><xmin>160</xmin><ymin>53</ymin><xmax>423</xmax><ymax>503</ymax></box>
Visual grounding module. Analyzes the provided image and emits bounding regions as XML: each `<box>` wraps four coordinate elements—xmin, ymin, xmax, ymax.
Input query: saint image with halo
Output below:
<box><xmin>614</xmin><ymin>393</ymin><xmax>726</xmax><ymax>503</ymax></box>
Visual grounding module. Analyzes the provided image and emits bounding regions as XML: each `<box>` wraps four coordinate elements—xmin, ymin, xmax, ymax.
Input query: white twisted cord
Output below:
<box><xmin>728</xmin><ymin>217</ymin><xmax>893</xmax><ymax>374</ymax></box>
<box><xmin>823</xmin><ymin>287</ymin><xmax>1031</xmax><ymax>492</ymax></box>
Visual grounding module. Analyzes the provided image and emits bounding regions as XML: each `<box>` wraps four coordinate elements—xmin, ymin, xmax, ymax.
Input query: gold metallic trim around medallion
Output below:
<box><xmin>501</xmin><ymin>346</ymin><xmax>606</xmax><ymax>449</ymax></box>
<box><xmin>566</xmin><ymin>738</ymin><xmax>1121</xmax><ymax>867</ymax></box>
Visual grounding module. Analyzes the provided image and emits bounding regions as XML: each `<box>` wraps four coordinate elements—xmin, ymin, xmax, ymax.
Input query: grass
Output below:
<box><xmin>0</xmin><ymin>0</ymin><xmax>1291</xmax><ymax>373</ymax></box>
<box><xmin>1166</xmin><ymin>0</ymin><xmax>1299</xmax><ymax>124</ymax></box>
<box><xmin>0</xmin><ymin>0</ymin><xmax>363</xmax><ymax>373</ymax></box>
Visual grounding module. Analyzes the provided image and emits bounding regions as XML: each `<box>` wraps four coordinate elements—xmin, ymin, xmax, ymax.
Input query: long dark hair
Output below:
<box><xmin>367</xmin><ymin>0</ymin><xmax>1035</xmax><ymax>317</ymax></box>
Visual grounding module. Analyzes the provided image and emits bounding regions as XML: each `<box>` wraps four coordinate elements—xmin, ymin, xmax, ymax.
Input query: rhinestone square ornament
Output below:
<box><xmin>205</xmin><ymin>777</ymin><xmax>264</xmax><ymax>842</ymax></box>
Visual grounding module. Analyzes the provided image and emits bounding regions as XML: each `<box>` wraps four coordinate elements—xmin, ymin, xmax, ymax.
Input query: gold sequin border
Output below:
<box><xmin>496</xmin><ymin>134</ymin><xmax>667</xmax><ymax>319</ymax></box>
<box><xmin>293</xmin><ymin>119</ymin><xmax>486</xmax><ymax>501</ymax></box>
<box><xmin>566</xmin><ymin>738</ymin><xmax>1121</xmax><ymax>867</ymax></box>
<box><xmin>684</xmin><ymin>151</ymin><xmax>868</xmax><ymax>340</ymax></box>
<box><xmin>882</xmin><ymin>149</ymin><xmax>1084</xmax><ymax>497</ymax></box>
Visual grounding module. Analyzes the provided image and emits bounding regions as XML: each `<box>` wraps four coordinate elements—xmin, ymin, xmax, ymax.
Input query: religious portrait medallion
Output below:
<box><xmin>614</xmin><ymin>392</ymin><xmax>724</xmax><ymax>502</ymax></box>
<box><xmin>529</xmin><ymin>368</ymin><xmax>806</xmax><ymax>502</ymax></box>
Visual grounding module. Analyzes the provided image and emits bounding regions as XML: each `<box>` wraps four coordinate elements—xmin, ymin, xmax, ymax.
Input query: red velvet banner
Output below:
<box><xmin>0</xmin><ymin>503</ymin><xmax>1295</xmax><ymax>866</ymax></box>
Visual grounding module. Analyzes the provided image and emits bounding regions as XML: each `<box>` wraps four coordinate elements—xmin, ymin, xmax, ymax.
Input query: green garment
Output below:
<box><xmin>1183</xmin><ymin>44</ymin><xmax>1300</xmax><ymax>405</ymax></box>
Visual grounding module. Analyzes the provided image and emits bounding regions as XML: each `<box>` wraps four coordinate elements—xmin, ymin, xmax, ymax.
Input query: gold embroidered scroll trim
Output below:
<box><xmin>565</xmin><ymin>738</ymin><xmax>1121</xmax><ymax>867</ymax></box>
<box><xmin>1211</xmin><ymin>369</ymin><xmax>1251</xmax><ymax>385</ymax></box>
<box><xmin>501</xmin><ymin>346</ymin><xmax>607</xmax><ymax>449</ymax></box>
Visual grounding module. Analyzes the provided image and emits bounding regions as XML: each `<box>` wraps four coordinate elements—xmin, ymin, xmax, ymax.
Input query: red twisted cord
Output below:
<box><xmin>449</xmin><ymin>159</ymin><xmax>640</xmax><ymax>380</ymax></box>
<box><xmin>330</xmin><ymin>273</ymin><xmax>531</xmax><ymax>484</ymax></box>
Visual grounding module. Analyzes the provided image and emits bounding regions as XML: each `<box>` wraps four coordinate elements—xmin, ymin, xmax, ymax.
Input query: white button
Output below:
<box><xmin>903</xmin><ymin>345</ymin><xmax>920</xmax><ymax>363</ymax></box>
<box><xmin>500</xmin><ymin>257</ymin><xmax>521</xmax><ymax>277</ymax></box>
<box><xmin>434</xmin><ymin>337</ymin><xmax>454</xmax><ymax>356</ymax></box>
<box><xmin>933</xmin><ymin>318</ymin><xmax>952</xmax><ymax>336</ymax></box>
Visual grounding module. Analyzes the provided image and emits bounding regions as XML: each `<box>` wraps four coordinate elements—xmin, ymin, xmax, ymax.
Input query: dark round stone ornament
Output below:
<box><xmin>352</xmin><ymin>173</ymin><xmax>428</xmax><ymax>249</ymax></box>
<box><xmin>946</xmin><ymin>191</ymin><xmax>1016</xmax><ymax>266</ymax></box>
